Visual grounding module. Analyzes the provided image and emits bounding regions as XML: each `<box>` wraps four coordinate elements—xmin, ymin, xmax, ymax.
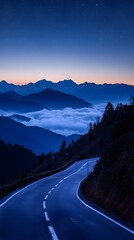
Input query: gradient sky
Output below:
<box><xmin>0</xmin><ymin>0</ymin><xmax>134</xmax><ymax>85</ymax></box>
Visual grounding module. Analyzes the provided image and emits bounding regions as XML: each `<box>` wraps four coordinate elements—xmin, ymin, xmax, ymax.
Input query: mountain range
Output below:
<box><xmin>0</xmin><ymin>88</ymin><xmax>90</xmax><ymax>113</ymax></box>
<box><xmin>0</xmin><ymin>79</ymin><xmax>134</xmax><ymax>103</ymax></box>
<box><xmin>0</xmin><ymin>116</ymin><xmax>79</xmax><ymax>155</ymax></box>
<box><xmin>0</xmin><ymin>91</ymin><xmax>44</xmax><ymax>113</ymax></box>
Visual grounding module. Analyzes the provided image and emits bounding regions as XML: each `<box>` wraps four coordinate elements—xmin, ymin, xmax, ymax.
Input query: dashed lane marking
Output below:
<box><xmin>44</xmin><ymin>195</ymin><xmax>48</xmax><ymax>200</ymax></box>
<box><xmin>43</xmin><ymin>161</ymin><xmax>97</xmax><ymax>240</ymax></box>
<box><xmin>48</xmin><ymin>226</ymin><xmax>58</xmax><ymax>240</ymax></box>
<box><xmin>44</xmin><ymin>211</ymin><xmax>50</xmax><ymax>221</ymax></box>
<box><xmin>43</xmin><ymin>201</ymin><xmax>46</xmax><ymax>209</ymax></box>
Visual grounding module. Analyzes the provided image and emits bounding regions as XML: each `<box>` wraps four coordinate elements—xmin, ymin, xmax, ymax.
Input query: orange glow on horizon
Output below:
<box><xmin>1</xmin><ymin>73</ymin><xmax>134</xmax><ymax>86</ymax></box>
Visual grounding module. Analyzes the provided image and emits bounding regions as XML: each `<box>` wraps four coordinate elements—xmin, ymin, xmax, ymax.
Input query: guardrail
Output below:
<box><xmin>0</xmin><ymin>155</ymin><xmax>99</xmax><ymax>198</ymax></box>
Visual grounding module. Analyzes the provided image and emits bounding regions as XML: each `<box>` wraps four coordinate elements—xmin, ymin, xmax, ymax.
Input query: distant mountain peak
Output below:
<box><xmin>35</xmin><ymin>79</ymin><xmax>51</xmax><ymax>83</ymax></box>
<box><xmin>25</xmin><ymin>87</ymin><xmax>90</xmax><ymax>109</ymax></box>
<box><xmin>0</xmin><ymin>80</ymin><xmax>8</xmax><ymax>85</ymax></box>
<box><xmin>59</xmin><ymin>79</ymin><xmax>76</xmax><ymax>83</ymax></box>
<box><xmin>59</xmin><ymin>79</ymin><xmax>74</xmax><ymax>82</ymax></box>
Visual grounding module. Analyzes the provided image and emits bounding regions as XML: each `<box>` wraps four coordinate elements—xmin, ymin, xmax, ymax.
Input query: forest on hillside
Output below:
<box><xmin>82</xmin><ymin>101</ymin><xmax>134</xmax><ymax>225</ymax></box>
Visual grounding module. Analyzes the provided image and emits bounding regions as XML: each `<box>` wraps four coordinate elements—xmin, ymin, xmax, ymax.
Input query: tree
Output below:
<box><xmin>96</xmin><ymin>116</ymin><xmax>100</xmax><ymax>124</ymax></box>
<box><xmin>102</xmin><ymin>102</ymin><xmax>114</xmax><ymax>120</ymax></box>
<box><xmin>71</xmin><ymin>139</ymin><xmax>75</xmax><ymax>145</ymax></box>
<box><xmin>89</xmin><ymin>123</ymin><xmax>93</xmax><ymax>131</ymax></box>
<box><xmin>129</xmin><ymin>96</ymin><xmax>134</xmax><ymax>105</ymax></box>
<box><xmin>115</xmin><ymin>103</ymin><xmax>123</xmax><ymax>111</ymax></box>
<box><xmin>60</xmin><ymin>140</ymin><xmax>67</xmax><ymax>152</ymax></box>
<box><xmin>38</xmin><ymin>153</ymin><xmax>45</xmax><ymax>164</ymax></box>
<box><xmin>93</xmin><ymin>122</ymin><xmax>97</xmax><ymax>128</ymax></box>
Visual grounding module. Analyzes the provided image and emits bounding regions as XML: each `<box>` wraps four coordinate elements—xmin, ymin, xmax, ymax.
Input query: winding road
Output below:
<box><xmin>0</xmin><ymin>158</ymin><xmax>133</xmax><ymax>240</ymax></box>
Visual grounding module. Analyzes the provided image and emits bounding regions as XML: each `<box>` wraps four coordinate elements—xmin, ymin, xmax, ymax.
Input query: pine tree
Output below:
<box><xmin>102</xmin><ymin>102</ymin><xmax>114</xmax><ymax>120</ymax></box>
<box><xmin>129</xmin><ymin>96</ymin><xmax>134</xmax><ymax>105</ymax></box>
<box><xmin>60</xmin><ymin>140</ymin><xmax>67</xmax><ymax>152</ymax></box>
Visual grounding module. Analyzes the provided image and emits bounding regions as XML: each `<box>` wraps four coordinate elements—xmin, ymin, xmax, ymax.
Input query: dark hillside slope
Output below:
<box><xmin>81</xmin><ymin>104</ymin><xmax>134</xmax><ymax>225</ymax></box>
<box><xmin>0</xmin><ymin>91</ymin><xmax>44</xmax><ymax>113</ymax></box>
<box><xmin>0</xmin><ymin>117</ymin><xmax>78</xmax><ymax>155</ymax></box>
<box><xmin>65</xmin><ymin>104</ymin><xmax>134</xmax><ymax>160</ymax></box>
<box><xmin>0</xmin><ymin>139</ymin><xmax>37</xmax><ymax>184</ymax></box>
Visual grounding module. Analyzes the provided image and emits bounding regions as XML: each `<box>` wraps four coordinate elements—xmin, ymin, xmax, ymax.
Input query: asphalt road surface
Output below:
<box><xmin>0</xmin><ymin>158</ymin><xmax>134</xmax><ymax>240</ymax></box>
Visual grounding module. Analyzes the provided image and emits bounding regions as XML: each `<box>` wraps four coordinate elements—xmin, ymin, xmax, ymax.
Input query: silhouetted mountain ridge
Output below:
<box><xmin>0</xmin><ymin>91</ymin><xmax>45</xmax><ymax>113</ymax></box>
<box><xmin>0</xmin><ymin>79</ymin><xmax>133</xmax><ymax>103</ymax></box>
<box><xmin>0</xmin><ymin>88</ymin><xmax>90</xmax><ymax>111</ymax></box>
<box><xmin>24</xmin><ymin>88</ymin><xmax>90</xmax><ymax>109</ymax></box>
<box><xmin>0</xmin><ymin>116</ymin><xmax>79</xmax><ymax>155</ymax></box>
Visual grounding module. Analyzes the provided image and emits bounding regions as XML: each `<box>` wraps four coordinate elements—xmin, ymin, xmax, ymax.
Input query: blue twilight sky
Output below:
<box><xmin>0</xmin><ymin>0</ymin><xmax>134</xmax><ymax>85</ymax></box>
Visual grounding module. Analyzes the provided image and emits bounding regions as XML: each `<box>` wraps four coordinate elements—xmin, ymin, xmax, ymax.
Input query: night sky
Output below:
<box><xmin>0</xmin><ymin>0</ymin><xmax>134</xmax><ymax>84</ymax></box>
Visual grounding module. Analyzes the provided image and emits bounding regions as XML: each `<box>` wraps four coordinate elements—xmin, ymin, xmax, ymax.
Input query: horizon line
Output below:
<box><xmin>0</xmin><ymin>79</ymin><xmax>134</xmax><ymax>87</ymax></box>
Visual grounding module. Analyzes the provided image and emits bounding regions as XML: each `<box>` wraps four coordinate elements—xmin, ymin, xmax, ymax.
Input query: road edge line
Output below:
<box><xmin>77</xmin><ymin>184</ymin><xmax>134</xmax><ymax>235</ymax></box>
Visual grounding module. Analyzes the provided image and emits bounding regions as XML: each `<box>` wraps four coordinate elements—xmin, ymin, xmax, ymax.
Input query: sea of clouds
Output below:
<box><xmin>24</xmin><ymin>106</ymin><xmax>104</xmax><ymax>136</ymax></box>
<box><xmin>0</xmin><ymin>99</ymin><xmax>129</xmax><ymax>136</ymax></box>
<box><xmin>0</xmin><ymin>104</ymin><xmax>105</xmax><ymax>136</ymax></box>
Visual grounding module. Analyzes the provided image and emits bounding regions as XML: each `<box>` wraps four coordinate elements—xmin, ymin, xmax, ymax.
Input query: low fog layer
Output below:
<box><xmin>0</xmin><ymin>105</ymin><xmax>105</xmax><ymax>136</ymax></box>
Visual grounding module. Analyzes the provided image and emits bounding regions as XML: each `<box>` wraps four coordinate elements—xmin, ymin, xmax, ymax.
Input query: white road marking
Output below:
<box><xmin>0</xmin><ymin>177</ymin><xmax>46</xmax><ymax>208</ymax></box>
<box><xmin>44</xmin><ymin>212</ymin><xmax>50</xmax><ymax>221</ymax></box>
<box><xmin>77</xmin><ymin>191</ymin><xmax>134</xmax><ymax>235</ymax></box>
<box><xmin>0</xmin><ymin>158</ymin><xmax>96</xmax><ymax>240</ymax></box>
<box><xmin>43</xmin><ymin>201</ymin><xmax>46</xmax><ymax>209</ymax></box>
<box><xmin>43</xmin><ymin>161</ymin><xmax>91</xmax><ymax>240</ymax></box>
<box><xmin>43</xmin><ymin>157</ymin><xmax>133</xmax><ymax>236</ymax></box>
<box><xmin>0</xmin><ymin>158</ymin><xmax>90</xmax><ymax>208</ymax></box>
<box><xmin>59</xmin><ymin>180</ymin><xmax>63</xmax><ymax>184</ymax></box>
<box><xmin>45</xmin><ymin>195</ymin><xmax>48</xmax><ymax>200</ymax></box>
<box><xmin>43</xmin><ymin>161</ymin><xmax>96</xmax><ymax>240</ymax></box>
<box><xmin>48</xmin><ymin>226</ymin><xmax>59</xmax><ymax>240</ymax></box>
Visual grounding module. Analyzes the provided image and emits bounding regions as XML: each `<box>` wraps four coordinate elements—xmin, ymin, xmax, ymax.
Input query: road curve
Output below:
<box><xmin>0</xmin><ymin>158</ymin><xmax>133</xmax><ymax>240</ymax></box>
